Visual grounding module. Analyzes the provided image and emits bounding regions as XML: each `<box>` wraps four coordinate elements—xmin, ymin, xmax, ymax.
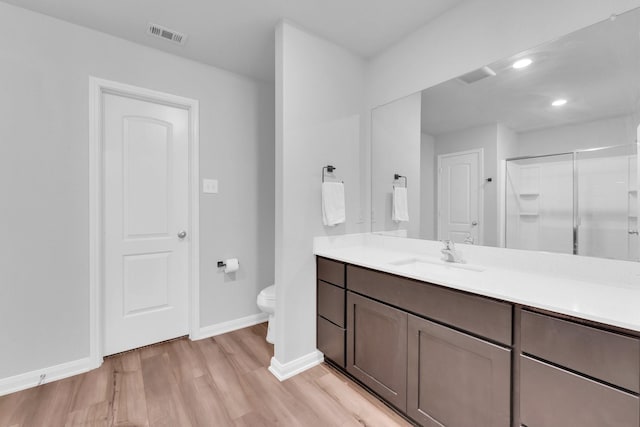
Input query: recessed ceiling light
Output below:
<box><xmin>552</xmin><ymin>99</ymin><xmax>568</xmax><ymax>107</ymax></box>
<box><xmin>512</xmin><ymin>58</ymin><xmax>533</xmax><ymax>69</ymax></box>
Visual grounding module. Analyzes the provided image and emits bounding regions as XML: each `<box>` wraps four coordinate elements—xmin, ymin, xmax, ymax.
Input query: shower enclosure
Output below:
<box><xmin>505</xmin><ymin>144</ymin><xmax>639</xmax><ymax>261</ymax></box>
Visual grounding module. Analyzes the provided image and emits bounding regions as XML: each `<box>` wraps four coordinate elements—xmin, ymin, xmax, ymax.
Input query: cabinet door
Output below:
<box><xmin>317</xmin><ymin>316</ymin><xmax>345</xmax><ymax>367</ymax></box>
<box><xmin>521</xmin><ymin>310</ymin><xmax>640</xmax><ymax>392</ymax></box>
<box><xmin>317</xmin><ymin>257</ymin><xmax>345</xmax><ymax>287</ymax></box>
<box><xmin>407</xmin><ymin>315</ymin><xmax>511</xmax><ymax>427</ymax></box>
<box><xmin>346</xmin><ymin>292</ymin><xmax>407</xmax><ymax>412</ymax></box>
<box><xmin>520</xmin><ymin>355</ymin><xmax>639</xmax><ymax>427</ymax></box>
<box><xmin>317</xmin><ymin>280</ymin><xmax>345</xmax><ymax>327</ymax></box>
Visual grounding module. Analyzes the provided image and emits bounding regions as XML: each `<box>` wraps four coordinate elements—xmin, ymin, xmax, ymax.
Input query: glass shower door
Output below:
<box><xmin>575</xmin><ymin>144</ymin><xmax>639</xmax><ymax>261</ymax></box>
<box><xmin>505</xmin><ymin>154</ymin><xmax>574</xmax><ymax>254</ymax></box>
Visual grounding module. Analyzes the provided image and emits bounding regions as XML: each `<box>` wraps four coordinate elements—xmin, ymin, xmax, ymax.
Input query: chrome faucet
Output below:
<box><xmin>441</xmin><ymin>240</ymin><xmax>464</xmax><ymax>263</ymax></box>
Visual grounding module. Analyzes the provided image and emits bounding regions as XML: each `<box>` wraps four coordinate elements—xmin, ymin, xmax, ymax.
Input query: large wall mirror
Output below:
<box><xmin>371</xmin><ymin>7</ymin><xmax>640</xmax><ymax>262</ymax></box>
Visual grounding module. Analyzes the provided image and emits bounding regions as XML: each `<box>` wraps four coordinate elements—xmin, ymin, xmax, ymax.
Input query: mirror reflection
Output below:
<box><xmin>371</xmin><ymin>7</ymin><xmax>640</xmax><ymax>261</ymax></box>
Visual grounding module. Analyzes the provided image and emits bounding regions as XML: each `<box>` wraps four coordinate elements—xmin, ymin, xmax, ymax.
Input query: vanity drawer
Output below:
<box><xmin>317</xmin><ymin>257</ymin><xmax>345</xmax><ymax>287</ymax></box>
<box><xmin>317</xmin><ymin>280</ymin><xmax>345</xmax><ymax>327</ymax></box>
<box><xmin>520</xmin><ymin>355</ymin><xmax>639</xmax><ymax>427</ymax></box>
<box><xmin>317</xmin><ymin>315</ymin><xmax>345</xmax><ymax>367</ymax></box>
<box><xmin>347</xmin><ymin>265</ymin><xmax>512</xmax><ymax>345</ymax></box>
<box><xmin>521</xmin><ymin>310</ymin><xmax>640</xmax><ymax>392</ymax></box>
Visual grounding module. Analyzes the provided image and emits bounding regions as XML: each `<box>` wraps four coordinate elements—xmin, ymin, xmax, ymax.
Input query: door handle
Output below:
<box><xmin>471</xmin><ymin>221</ymin><xmax>478</xmax><ymax>226</ymax></box>
<box><xmin>177</xmin><ymin>230</ymin><xmax>187</xmax><ymax>239</ymax></box>
<box><xmin>629</xmin><ymin>230</ymin><xmax>639</xmax><ymax>235</ymax></box>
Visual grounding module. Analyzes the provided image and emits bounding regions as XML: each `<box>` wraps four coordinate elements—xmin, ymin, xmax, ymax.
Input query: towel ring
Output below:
<box><xmin>394</xmin><ymin>174</ymin><xmax>407</xmax><ymax>188</ymax></box>
<box><xmin>322</xmin><ymin>165</ymin><xmax>343</xmax><ymax>183</ymax></box>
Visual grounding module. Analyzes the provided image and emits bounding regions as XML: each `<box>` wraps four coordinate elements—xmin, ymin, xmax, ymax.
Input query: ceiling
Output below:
<box><xmin>421</xmin><ymin>7</ymin><xmax>640</xmax><ymax>135</ymax></box>
<box><xmin>1</xmin><ymin>0</ymin><xmax>467</xmax><ymax>82</ymax></box>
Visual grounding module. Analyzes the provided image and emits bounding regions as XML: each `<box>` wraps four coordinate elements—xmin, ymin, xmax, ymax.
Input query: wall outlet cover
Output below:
<box><xmin>203</xmin><ymin>179</ymin><xmax>218</xmax><ymax>194</ymax></box>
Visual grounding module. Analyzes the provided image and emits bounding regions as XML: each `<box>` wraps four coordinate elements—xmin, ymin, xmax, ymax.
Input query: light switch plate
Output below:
<box><xmin>203</xmin><ymin>179</ymin><xmax>218</xmax><ymax>194</ymax></box>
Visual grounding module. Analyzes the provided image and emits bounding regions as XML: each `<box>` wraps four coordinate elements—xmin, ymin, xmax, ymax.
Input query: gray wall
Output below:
<box><xmin>420</xmin><ymin>133</ymin><xmax>436</xmax><ymax>239</ymax></box>
<box><xmin>371</xmin><ymin>93</ymin><xmax>422</xmax><ymax>238</ymax></box>
<box><xmin>517</xmin><ymin>115</ymin><xmax>636</xmax><ymax>157</ymax></box>
<box><xmin>0</xmin><ymin>3</ymin><xmax>274</xmax><ymax>380</ymax></box>
<box><xmin>275</xmin><ymin>22</ymin><xmax>365</xmax><ymax>365</ymax></box>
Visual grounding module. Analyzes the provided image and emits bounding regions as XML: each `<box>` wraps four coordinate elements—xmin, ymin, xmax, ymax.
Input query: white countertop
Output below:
<box><xmin>314</xmin><ymin>243</ymin><xmax>640</xmax><ymax>333</ymax></box>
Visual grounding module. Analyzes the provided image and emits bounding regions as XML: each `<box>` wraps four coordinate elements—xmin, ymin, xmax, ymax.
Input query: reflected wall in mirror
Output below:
<box><xmin>371</xmin><ymin>7</ymin><xmax>640</xmax><ymax>261</ymax></box>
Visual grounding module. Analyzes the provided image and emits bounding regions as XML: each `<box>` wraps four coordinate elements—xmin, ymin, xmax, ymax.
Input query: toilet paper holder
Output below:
<box><xmin>218</xmin><ymin>258</ymin><xmax>240</xmax><ymax>275</ymax></box>
<box><xmin>217</xmin><ymin>260</ymin><xmax>240</xmax><ymax>268</ymax></box>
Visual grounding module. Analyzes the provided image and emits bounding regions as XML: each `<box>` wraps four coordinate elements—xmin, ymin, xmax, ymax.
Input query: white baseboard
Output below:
<box><xmin>268</xmin><ymin>350</ymin><xmax>324</xmax><ymax>381</ymax></box>
<box><xmin>0</xmin><ymin>357</ymin><xmax>96</xmax><ymax>397</ymax></box>
<box><xmin>192</xmin><ymin>312</ymin><xmax>269</xmax><ymax>340</ymax></box>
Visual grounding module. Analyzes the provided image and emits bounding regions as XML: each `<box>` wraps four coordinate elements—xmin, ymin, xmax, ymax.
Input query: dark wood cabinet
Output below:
<box><xmin>316</xmin><ymin>256</ymin><xmax>640</xmax><ymax>427</ymax></box>
<box><xmin>521</xmin><ymin>310</ymin><xmax>640</xmax><ymax>393</ymax></box>
<box><xmin>317</xmin><ymin>280</ymin><xmax>345</xmax><ymax>327</ymax></box>
<box><xmin>317</xmin><ymin>315</ymin><xmax>345</xmax><ymax>366</ymax></box>
<box><xmin>317</xmin><ymin>257</ymin><xmax>345</xmax><ymax>287</ymax></box>
<box><xmin>316</xmin><ymin>258</ymin><xmax>346</xmax><ymax>367</ymax></box>
<box><xmin>407</xmin><ymin>314</ymin><xmax>511</xmax><ymax>427</ymax></box>
<box><xmin>347</xmin><ymin>264</ymin><xmax>512</xmax><ymax>345</ymax></box>
<box><xmin>520</xmin><ymin>310</ymin><xmax>640</xmax><ymax>427</ymax></box>
<box><xmin>346</xmin><ymin>291</ymin><xmax>408</xmax><ymax>412</ymax></box>
<box><xmin>520</xmin><ymin>355</ymin><xmax>639</xmax><ymax>427</ymax></box>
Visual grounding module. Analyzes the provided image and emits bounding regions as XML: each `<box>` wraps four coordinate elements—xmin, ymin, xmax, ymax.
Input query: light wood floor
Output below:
<box><xmin>0</xmin><ymin>323</ymin><xmax>411</xmax><ymax>426</ymax></box>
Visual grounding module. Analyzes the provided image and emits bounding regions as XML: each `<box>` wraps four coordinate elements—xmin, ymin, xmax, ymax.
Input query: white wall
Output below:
<box><xmin>371</xmin><ymin>94</ymin><xmax>421</xmax><ymax>237</ymax></box>
<box><xmin>516</xmin><ymin>115</ymin><xmax>637</xmax><ymax>157</ymax></box>
<box><xmin>420</xmin><ymin>133</ymin><xmax>436</xmax><ymax>239</ymax></box>
<box><xmin>0</xmin><ymin>3</ymin><xmax>274</xmax><ymax>381</ymax></box>
<box><xmin>435</xmin><ymin>124</ymin><xmax>499</xmax><ymax>246</ymax></box>
<box><xmin>275</xmin><ymin>22</ymin><xmax>365</xmax><ymax>367</ymax></box>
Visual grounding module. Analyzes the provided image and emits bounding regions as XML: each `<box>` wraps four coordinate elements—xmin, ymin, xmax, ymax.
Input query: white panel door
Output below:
<box><xmin>438</xmin><ymin>151</ymin><xmax>481</xmax><ymax>244</ymax></box>
<box><xmin>104</xmin><ymin>93</ymin><xmax>189</xmax><ymax>356</ymax></box>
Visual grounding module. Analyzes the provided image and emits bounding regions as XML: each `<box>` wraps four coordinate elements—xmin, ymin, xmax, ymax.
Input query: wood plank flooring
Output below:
<box><xmin>0</xmin><ymin>323</ymin><xmax>412</xmax><ymax>426</ymax></box>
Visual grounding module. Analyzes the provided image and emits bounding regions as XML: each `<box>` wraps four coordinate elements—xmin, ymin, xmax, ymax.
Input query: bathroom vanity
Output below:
<box><xmin>315</xmin><ymin>243</ymin><xmax>640</xmax><ymax>427</ymax></box>
<box><xmin>329</xmin><ymin>8</ymin><xmax>640</xmax><ymax>426</ymax></box>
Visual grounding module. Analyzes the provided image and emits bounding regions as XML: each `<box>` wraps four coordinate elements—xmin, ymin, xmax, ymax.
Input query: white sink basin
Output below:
<box><xmin>388</xmin><ymin>257</ymin><xmax>486</xmax><ymax>275</ymax></box>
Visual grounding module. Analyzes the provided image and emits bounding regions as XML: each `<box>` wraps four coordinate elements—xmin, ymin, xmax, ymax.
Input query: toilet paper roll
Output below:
<box><xmin>224</xmin><ymin>258</ymin><xmax>239</xmax><ymax>274</ymax></box>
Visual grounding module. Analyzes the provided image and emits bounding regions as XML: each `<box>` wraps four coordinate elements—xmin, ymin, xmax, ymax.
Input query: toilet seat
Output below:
<box><xmin>259</xmin><ymin>285</ymin><xmax>275</xmax><ymax>302</ymax></box>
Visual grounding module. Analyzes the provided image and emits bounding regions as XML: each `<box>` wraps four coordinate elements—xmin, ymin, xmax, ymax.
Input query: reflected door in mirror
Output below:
<box><xmin>438</xmin><ymin>149</ymin><xmax>481</xmax><ymax>244</ymax></box>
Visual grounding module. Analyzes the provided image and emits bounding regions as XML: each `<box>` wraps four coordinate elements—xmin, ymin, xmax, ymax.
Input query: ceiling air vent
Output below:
<box><xmin>457</xmin><ymin>66</ymin><xmax>496</xmax><ymax>85</ymax></box>
<box><xmin>147</xmin><ymin>23</ymin><xmax>187</xmax><ymax>45</ymax></box>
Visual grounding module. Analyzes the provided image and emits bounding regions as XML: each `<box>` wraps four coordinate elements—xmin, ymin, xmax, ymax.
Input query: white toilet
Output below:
<box><xmin>256</xmin><ymin>285</ymin><xmax>275</xmax><ymax>344</ymax></box>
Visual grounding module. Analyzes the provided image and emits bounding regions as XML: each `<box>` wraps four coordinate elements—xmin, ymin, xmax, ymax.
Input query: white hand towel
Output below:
<box><xmin>392</xmin><ymin>186</ymin><xmax>409</xmax><ymax>222</ymax></box>
<box><xmin>322</xmin><ymin>182</ymin><xmax>346</xmax><ymax>226</ymax></box>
